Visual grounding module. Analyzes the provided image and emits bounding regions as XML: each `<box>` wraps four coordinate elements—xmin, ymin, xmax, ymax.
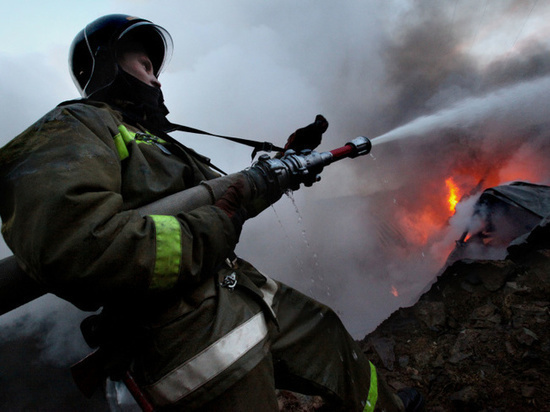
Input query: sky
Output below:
<box><xmin>2</xmin><ymin>0</ymin><xmax>550</xmax><ymax>361</ymax></box>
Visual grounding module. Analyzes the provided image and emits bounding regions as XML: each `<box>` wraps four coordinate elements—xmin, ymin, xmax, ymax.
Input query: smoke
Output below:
<box><xmin>2</xmin><ymin>1</ymin><xmax>550</xmax><ymax>389</ymax></box>
<box><xmin>0</xmin><ymin>294</ymin><xmax>91</xmax><ymax>366</ymax></box>
<box><xmin>236</xmin><ymin>0</ymin><xmax>550</xmax><ymax>338</ymax></box>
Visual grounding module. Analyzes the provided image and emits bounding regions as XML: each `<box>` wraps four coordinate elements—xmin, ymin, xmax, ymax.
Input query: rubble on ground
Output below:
<box><xmin>281</xmin><ymin>218</ymin><xmax>550</xmax><ymax>411</ymax></box>
<box><xmin>360</xmin><ymin>217</ymin><xmax>550</xmax><ymax>411</ymax></box>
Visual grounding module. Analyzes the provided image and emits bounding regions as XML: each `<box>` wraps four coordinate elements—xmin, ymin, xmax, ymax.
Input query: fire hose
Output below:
<box><xmin>1</xmin><ymin>137</ymin><xmax>372</xmax><ymax>408</ymax></box>
<box><xmin>0</xmin><ymin>136</ymin><xmax>371</xmax><ymax>317</ymax></box>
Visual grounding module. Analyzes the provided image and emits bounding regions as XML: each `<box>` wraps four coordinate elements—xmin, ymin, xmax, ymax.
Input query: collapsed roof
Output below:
<box><xmin>450</xmin><ymin>181</ymin><xmax>550</xmax><ymax>262</ymax></box>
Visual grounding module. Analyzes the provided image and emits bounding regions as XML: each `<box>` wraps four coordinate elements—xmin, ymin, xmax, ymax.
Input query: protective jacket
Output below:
<box><xmin>0</xmin><ymin>101</ymin><xmax>385</xmax><ymax>411</ymax></box>
<box><xmin>0</xmin><ymin>101</ymin><xmax>278</xmax><ymax>405</ymax></box>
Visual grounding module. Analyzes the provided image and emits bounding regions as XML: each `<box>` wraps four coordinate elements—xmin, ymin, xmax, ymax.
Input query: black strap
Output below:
<box><xmin>90</xmin><ymin>101</ymin><xmax>230</xmax><ymax>175</ymax></box>
<box><xmin>165</xmin><ymin>122</ymin><xmax>285</xmax><ymax>160</ymax></box>
<box><xmin>64</xmin><ymin>98</ymin><xmax>283</xmax><ymax>173</ymax></box>
<box><xmin>148</xmin><ymin>123</ymin><xmax>230</xmax><ymax>176</ymax></box>
<box><xmin>139</xmin><ymin>119</ymin><xmax>285</xmax><ymax>175</ymax></box>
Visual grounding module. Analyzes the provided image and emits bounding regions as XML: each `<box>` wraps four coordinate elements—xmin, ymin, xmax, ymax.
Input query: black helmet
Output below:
<box><xmin>69</xmin><ymin>14</ymin><xmax>173</xmax><ymax>97</ymax></box>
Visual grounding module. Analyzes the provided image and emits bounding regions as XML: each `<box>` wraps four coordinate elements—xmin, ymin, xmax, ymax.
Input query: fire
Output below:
<box><xmin>390</xmin><ymin>285</ymin><xmax>399</xmax><ymax>297</ymax></box>
<box><xmin>445</xmin><ymin>177</ymin><xmax>459</xmax><ymax>214</ymax></box>
<box><xmin>382</xmin><ymin>141</ymin><xmax>550</xmax><ymax>272</ymax></box>
<box><xmin>389</xmin><ymin>159</ymin><xmax>543</xmax><ymax>255</ymax></box>
<box><xmin>394</xmin><ymin>176</ymin><xmax>462</xmax><ymax>247</ymax></box>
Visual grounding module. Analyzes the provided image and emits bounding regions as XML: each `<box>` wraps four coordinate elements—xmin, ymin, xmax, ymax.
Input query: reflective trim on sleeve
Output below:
<box><xmin>363</xmin><ymin>361</ymin><xmax>378</xmax><ymax>412</ymax></box>
<box><xmin>149</xmin><ymin>215</ymin><xmax>182</xmax><ymax>291</ymax></box>
<box><xmin>144</xmin><ymin>311</ymin><xmax>269</xmax><ymax>406</ymax></box>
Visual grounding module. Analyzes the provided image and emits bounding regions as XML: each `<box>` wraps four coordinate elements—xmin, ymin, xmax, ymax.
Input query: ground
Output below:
<box><xmin>282</xmin><ymin>218</ymin><xmax>550</xmax><ymax>411</ymax></box>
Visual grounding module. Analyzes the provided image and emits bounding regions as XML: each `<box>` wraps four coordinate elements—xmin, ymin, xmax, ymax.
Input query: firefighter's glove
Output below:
<box><xmin>241</xmin><ymin>164</ymin><xmax>286</xmax><ymax>218</ymax></box>
<box><xmin>283</xmin><ymin>114</ymin><xmax>328</xmax><ymax>154</ymax></box>
<box><xmin>214</xmin><ymin>179</ymin><xmax>248</xmax><ymax>237</ymax></box>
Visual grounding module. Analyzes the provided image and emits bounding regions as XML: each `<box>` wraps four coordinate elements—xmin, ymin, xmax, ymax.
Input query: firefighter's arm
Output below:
<box><xmin>2</xmin><ymin>105</ymin><xmax>238</xmax><ymax>310</ymax></box>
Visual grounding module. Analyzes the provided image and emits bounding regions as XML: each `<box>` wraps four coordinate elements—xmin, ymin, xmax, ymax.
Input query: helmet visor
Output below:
<box><xmin>117</xmin><ymin>22</ymin><xmax>173</xmax><ymax>77</ymax></box>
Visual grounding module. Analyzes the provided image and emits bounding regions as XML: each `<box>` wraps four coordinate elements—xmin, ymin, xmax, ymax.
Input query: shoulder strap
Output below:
<box><xmin>165</xmin><ymin>122</ymin><xmax>284</xmax><ymax>160</ymax></box>
<box><xmin>69</xmin><ymin>98</ymin><xmax>282</xmax><ymax>173</ymax></box>
<box><xmin>144</xmin><ymin>123</ymin><xmax>230</xmax><ymax>176</ymax></box>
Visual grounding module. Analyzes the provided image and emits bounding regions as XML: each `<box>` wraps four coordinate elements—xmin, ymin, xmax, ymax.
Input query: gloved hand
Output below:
<box><xmin>243</xmin><ymin>145</ymin><xmax>330</xmax><ymax>216</ymax></box>
<box><xmin>217</xmin><ymin>123</ymin><xmax>334</xmax><ymax>222</ymax></box>
<box><xmin>240</xmin><ymin>167</ymin><xmax>285</xmax><ymax>218</ymax></box>
<box><xmin>283</xmin><ymin>114</ymin><xmax>328</xmax><ymax>154</ymax></box>
<box><xmin>214</xmin><ymin>178</ymin><xmax>249</xmax><ymax>236</ymax></box>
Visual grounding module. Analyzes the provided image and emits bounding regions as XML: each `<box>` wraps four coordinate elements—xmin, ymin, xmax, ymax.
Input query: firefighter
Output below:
<box><xmin>0</xmin><ymin>14</ymin><xmax>420</xmax><ymax>411</ymax></box>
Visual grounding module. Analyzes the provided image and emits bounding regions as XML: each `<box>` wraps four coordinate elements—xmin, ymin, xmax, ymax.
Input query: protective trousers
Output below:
<box><xmin>160</xmin><ymin>281</ymin><xmax>403</xmax><ymax>411</ymax></box>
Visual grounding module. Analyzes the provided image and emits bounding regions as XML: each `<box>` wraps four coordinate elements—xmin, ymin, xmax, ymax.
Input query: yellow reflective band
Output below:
<box><xmin>113</xmin><ymin>133</ymin><xmax>129</xmax><ymax>160</ymax></box>
<box><xmin>363</xmin><ymin>361</ymin><xmax>378</xmax><ymax>412</ymax></box>
<box><xmin>112</xmin><ymin>125</ymin><xmax>135</xmax><ymax>160</ymax></box>
<box><xmin>118</xmin><ymin>124</ymin><xmax>135</xmax><ymax>144</ymax></box>
<box><xmin>113</xmin><ymin>125</ymin><xmax>167</xmax><ymax>160</ymax></box>
<box><xmin>149</xmin><ymin>215</ymin><xmax>182</xmax><ymax>291</ymax></box>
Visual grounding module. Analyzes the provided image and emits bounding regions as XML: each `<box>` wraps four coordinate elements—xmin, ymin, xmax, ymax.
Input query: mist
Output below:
<box><xmin>2</xmin><ymin>0</ymin><xmax>550</xmax><ymax>383</ymax></box>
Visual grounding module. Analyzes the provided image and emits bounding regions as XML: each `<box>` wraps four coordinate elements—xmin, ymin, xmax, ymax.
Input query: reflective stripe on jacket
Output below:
<box><xmin>363</xmin><ymin>362</ymin><xmax>378</xmax><ymax>412</ymax></box>
<box><xmin>144</xmin><ymin>275</ymin><xmax>279</xmax><ymax>406</ymax></box>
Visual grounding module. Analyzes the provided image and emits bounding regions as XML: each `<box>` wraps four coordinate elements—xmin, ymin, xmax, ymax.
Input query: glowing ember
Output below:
<box><xmin>445</xmin><ymin>177</ymin><xmax>459</xmax><ymax>214</ymax></box>
<box><xmin>390</xmin><ymin>285</ymin><xmax>399</xmax><ymax>297</ymax></box>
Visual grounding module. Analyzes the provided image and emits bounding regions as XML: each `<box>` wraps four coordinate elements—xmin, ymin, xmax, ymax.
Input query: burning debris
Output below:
<box><xmin>448</xmin><ymin>181</ymin><xmax>550</xmax><ymax>263</ymax></box>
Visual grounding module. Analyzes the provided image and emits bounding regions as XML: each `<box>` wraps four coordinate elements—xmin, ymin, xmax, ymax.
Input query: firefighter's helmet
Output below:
<box><xmin>69</xmin><ymin>14</ymin><xmax>173</xmax><ymax>97</ymax></box>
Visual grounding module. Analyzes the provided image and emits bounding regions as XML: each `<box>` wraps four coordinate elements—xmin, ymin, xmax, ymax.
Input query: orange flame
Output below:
<box><xmin>390</xmin><ymin>285</ymin><xmax>399</xmax><ymax>297</ymax></box>
<box><xmin>445</xmin><ymin>177</ymin><xmax>459</xmax><ymax>214</ymax></box>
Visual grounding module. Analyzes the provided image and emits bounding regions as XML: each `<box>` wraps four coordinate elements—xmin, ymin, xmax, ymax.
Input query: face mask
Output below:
<box><xmin>93</xmin><ymin>67</ymin><xmax>170</xmax><ymax>129</ymax></box>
